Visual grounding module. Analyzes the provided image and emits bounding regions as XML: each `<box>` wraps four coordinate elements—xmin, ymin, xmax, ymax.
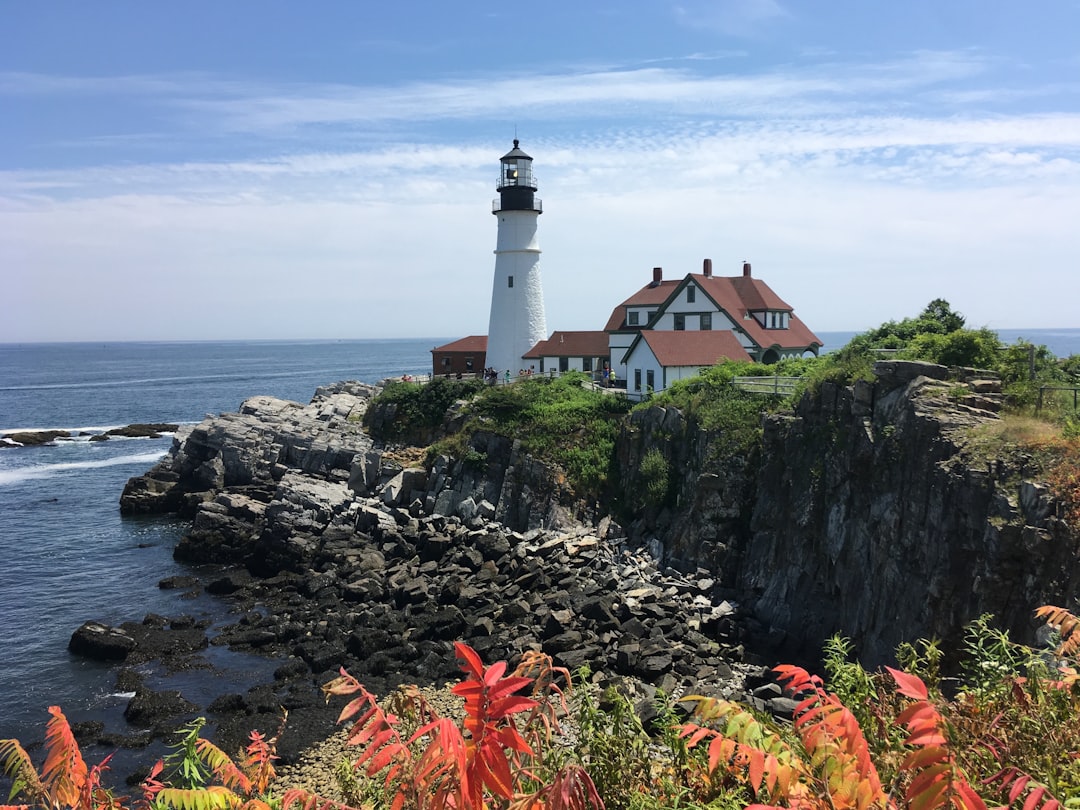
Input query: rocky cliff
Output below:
<box><xmin>122</xmin><ymin>364</ymin><xmax>1080</xmax><ymax>677</ymax></box>
<box><xmin>622</xmin><ymin>360</ymin><xmax>1079</xmax><ymax>665</ymax></box>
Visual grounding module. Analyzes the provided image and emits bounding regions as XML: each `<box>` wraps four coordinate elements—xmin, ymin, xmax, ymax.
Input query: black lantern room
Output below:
<box><xmin>494</xmin><ymin>139</ymin><xmax>542</xmax><ymax>214</ymax></box>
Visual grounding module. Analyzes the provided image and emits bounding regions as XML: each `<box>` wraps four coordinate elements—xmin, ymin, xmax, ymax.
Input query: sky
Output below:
<box><xmin>3</xmin><ymin>1</ymin><xmax>1080</xmax><ymax>342</ymax></box>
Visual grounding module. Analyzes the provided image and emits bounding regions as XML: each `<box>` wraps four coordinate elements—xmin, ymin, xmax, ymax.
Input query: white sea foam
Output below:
<box><xmin>0</xmin><ymin>451</ymin><xmax>166</xmax><ymax>487</ymax></box>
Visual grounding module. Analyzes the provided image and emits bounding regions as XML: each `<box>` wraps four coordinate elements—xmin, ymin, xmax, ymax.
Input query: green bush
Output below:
<box><xmin>638</xmin><ymin>448</ymin><xmax>671</xmax><ymax>509</ymax></box>
<box><xmin>365</xmin><ymin>377</ymin><xmax>484</xmax><ymax>440</ymax></box>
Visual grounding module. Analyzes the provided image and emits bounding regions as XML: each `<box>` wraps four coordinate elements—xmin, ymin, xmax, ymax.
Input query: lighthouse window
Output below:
<box><xmin>508</xmin><ymin>276</ymin><xmax>514</xmax><ymax>288</ymax></box>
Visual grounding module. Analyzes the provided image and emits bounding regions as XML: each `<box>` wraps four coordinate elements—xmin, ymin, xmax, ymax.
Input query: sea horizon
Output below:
<box><xmin>2</xmin><ymin>326</ymin><xmax>1079</xmax><ymax>348</ymax></box>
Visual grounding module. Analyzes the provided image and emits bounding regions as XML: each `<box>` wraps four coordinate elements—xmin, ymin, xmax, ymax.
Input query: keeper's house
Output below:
<box><xmin>606</xmin><ymin>259</ymin><xmax>822</xmax><ymax>398</ymax></box>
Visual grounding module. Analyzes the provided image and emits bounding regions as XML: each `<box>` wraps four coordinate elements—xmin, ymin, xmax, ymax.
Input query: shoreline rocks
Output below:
<box><xmin>105</xmin><ymin>381</ymin><xmax>768</xmax><ymax>782</ymax></box>
<box><xmin>0</xmin><ymin>423</ymin><xmax>180</xmax><ymax>449</ymax></box>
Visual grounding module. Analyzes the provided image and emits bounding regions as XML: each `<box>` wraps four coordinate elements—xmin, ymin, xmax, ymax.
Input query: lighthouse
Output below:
<box><xmin>485</xmin><ymin>140</ymin><xmax>547</xmax><ymax>378</ymax></box>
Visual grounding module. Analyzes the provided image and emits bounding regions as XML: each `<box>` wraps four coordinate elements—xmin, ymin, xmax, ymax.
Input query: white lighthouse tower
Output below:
<box><xmin>486</xmin><ymin>140</ymin><xmax>547</xmax><ymax>377</ymax></box>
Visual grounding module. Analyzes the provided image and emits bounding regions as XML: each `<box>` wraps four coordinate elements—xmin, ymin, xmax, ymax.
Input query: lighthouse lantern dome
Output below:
<box><xmin>494</xmin><ymin>139</ymin><xmax>541</xmax><ymax>214</ymax></box>
<box><xmin>498</xmin><ymin>139</ymin><xmax>536</xmax><ymax>190</ymax></box>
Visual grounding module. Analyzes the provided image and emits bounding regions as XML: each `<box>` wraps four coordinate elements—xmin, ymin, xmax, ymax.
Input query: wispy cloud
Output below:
<box><xmin>673</xmin><ymin>0</ymin><xmax>791</xmax><ymax>36</ymax></box>
<box><xmin>1</xmin><ymin>49</ymin><xmax>991</xmax><ymax>140</ymax></box>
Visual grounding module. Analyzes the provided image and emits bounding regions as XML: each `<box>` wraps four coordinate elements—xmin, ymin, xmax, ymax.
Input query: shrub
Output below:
<box><xmin>365</xmin><ymin>377</ymin><xmax>484</xmax><ymax>441</ymax></box>
<box><xmin>298</xmin><ymin>643</ymin><xmax>602</xmax><ymax>810</ymax></box>
<box><xmin>638</xmin><ymin>448</ymin><xmax>670</xmax><ymax>509</ymax></box>
<box><xmin>0</xmin><ymin>709</ymin><xmax>284</xmax><ymax>810</ymax></box>
<box><xmin>678</xmin><ymin>607</ymin><xmax>1080</xmax><ymax>809</ymax></box>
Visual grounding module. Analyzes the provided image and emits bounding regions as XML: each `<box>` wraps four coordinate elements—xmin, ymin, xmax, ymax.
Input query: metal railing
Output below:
<box><xmin>1036</xmin><ymin>385</ymin><xmax>1080</xmax><ymax>414</ymax></box>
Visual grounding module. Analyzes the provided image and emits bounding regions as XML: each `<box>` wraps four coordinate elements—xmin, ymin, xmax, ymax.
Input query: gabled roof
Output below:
<box><xmin>692</xmin><ymin>275</ymin><xmax>820</xmax><ymax>350</ymax></box>
<box><xmin>627</xmin><ymin>330</ymin><xmax>753</xmax><ymax>367</ymax></box>
<box><xmin>432</xmin><ymin>335</ymin><xmax>487</xmax><ymax>353</ymax></box>
<box><xmin>524</xmin><ymin>331</ymin><xmax>610</xmax><ymax>359</ymax></box>
<box><xmin>603</xmin><ymin>280</ymin><xmax>680</xmax><ymax>331</ymax></box>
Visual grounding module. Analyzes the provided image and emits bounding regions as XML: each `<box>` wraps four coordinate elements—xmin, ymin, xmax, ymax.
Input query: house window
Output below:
<box><xmin>674</xmin><ymin>314</ymin><xmax>685</xmax><ymax>331</ymax></box>
<box><xmin>647</xmin><ymin>311</ymin><xmax>656</xmax><ymax>323</ymax></box>
<box><xmin>442</xmin><ymin>357</ymin><xmax>451</xmax><ymax>368</ymax></box>
<box><xmin>701</xmin><ymin>313</ymin><xmax>712</xmax><ymax>330</ymax></box>
<box><xmin>539</xmin><ymin>359</ymin><xmax>545</xmax><ymax>372</ymax></box>
<box><xmin>583</xmin><ymin>357</ymin><xmax>592</xmax><ymax>372</ymax></box>
<box><xmin>508</xmin><ymin>276</ymin><xmax>514</xmax><ymax>288</ymax></box>
<box><xmin>687</xmin><ymin>286</ymin><xmax>696</xmax><ymax>304</ymax></box>
<box><xmin>634</xmin><ymin>369</ymin><xmax>642</xmax><ymax>391</ymax></box>
<box><xmin>646</xmin><ymin>369</ymin><xmax>655</xmax><ymax>391</ymax></box>
<box><xmin>559</xmin><ymin>357</ymin><xmax>569</xmax><ymax>372</ymax></box>
<box><xmin>465</xmin><ymin>358</ymin><xmax>474</xmax><ymax>371</ymax></box>
<box><xmin>628</xmin><ymin>311</ymin><xmax>639</xmax><ymax>326</ymax></box>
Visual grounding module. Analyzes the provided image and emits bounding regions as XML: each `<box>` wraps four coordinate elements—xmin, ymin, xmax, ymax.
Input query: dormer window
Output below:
<box><xmin>628</xmin><ymin>311</ymin><xmax>639</xmax><ymax>326</ymax></box>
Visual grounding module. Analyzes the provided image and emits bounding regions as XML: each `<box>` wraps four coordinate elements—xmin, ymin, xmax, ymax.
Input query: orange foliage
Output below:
<box><xmin>292</xmin><ymin>642</ymin><xmax>602</xmax><ymax>810</ymax></box>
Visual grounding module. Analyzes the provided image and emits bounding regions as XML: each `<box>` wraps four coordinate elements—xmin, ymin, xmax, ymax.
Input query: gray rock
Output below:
<box><xmin>69</xmin><ymin>622</ymin><xmax>137</xmax><ymax>661</ymax></box>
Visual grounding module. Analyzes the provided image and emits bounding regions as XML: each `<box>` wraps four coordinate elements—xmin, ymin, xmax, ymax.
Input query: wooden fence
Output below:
<box><xmin>732</xmin><ymin>375</ymin><xmax>801</xmax><ymax>396</ymax></box>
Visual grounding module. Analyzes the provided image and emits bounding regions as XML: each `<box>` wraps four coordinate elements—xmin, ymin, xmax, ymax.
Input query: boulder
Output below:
<box><xmin>69</xmin><ymin>621</ymin><xmax>137</xmax><ymax>661</ymax></box>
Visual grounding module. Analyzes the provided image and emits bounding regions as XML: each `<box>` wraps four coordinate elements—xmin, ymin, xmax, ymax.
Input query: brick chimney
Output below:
<box><xmin>703</xmin><ymin>258</ymin><xmax>713</xmax><ymax>277</ymax></box>
<box><xmin>742</xmin><ymin>261</ymin><xmax>751</xmax><ymax>277</ymax></box>
<box><xmin>652</xmin><ymin>266</ymin><xmax>662</xmax><ymax>283</ymax></box>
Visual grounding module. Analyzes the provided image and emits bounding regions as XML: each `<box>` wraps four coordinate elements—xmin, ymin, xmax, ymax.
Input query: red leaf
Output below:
<box><xmin>477</xmin><ymin>740</ymin><xmax>515</xmax><ymax>799</ymax></box>
<box><xmin>483</xmin><ymin>659</ymin><xmax>508</xmax><ymax>686</ymax></box>
<box><xmin>455</xmin><ymin>641</ymin><xmax>485</xmax><ymax>679</ymax></box>
<box><xmin>484</xmin><ymin>676</ymin><xmax>534</xmax><ymax>702</ymax></box>
<box><xmin>1025</xmin><ymin>787</ymin><xmax>1047</xmax><ymax>810</ymax></box>
<box><xmin>747</xmin><ymin>748</ymin><xmax>765</xmax><ymax>794</ymax></box>
<box><xmin>496</xmin><ymin>725</ymin><xmax>534</xmax><ymax>756</ymax></box>
<box><xmin>1009</xmin><ymin>774</ymin><xmax>1032</xmax><ymax>804</ymax></box>
<box><xmin>888</xmin><ymin>667</ymin><xmax>929</xmax><ymax>700</ymax></box>
<box><xmin>955</xmin><ymin>780</ymin><xmax>989</xmax><ymax>810</ymax></box>
<box><xmin>488</xmin><ymin>695</ymin><xmax>539</xmax><ymax>719</ymax></box>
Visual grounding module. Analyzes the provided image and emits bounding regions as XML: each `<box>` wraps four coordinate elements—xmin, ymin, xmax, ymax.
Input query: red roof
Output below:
<box><xmin>603</xmin><ymin>281</ymin><xmax>680</xmax><ymax>331</ymax></box>
<box><xmin>631</xmin><ymin>330</ymin><xmax>753</xmax><ymax>367</ymax></box>
<box><xmin>695</xmin><ymin>275</ymin><xmax>821</xmax><ymax>350</ymax></box>
<box><xmin>431</xmin><ymin>335</ymin><xmax>487</xmax><ymax>353</ymax></box>
<box><xmin>524</xmin><ymin>331</ymin><xmax>609</xmax><ymax>359</ymax></box>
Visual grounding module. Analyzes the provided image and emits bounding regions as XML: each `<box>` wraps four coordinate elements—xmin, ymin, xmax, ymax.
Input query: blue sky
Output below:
<box><xmin>3</xmin><ymin>1</ymin><xmax>1079</xmax><ymax>341</ymax></box>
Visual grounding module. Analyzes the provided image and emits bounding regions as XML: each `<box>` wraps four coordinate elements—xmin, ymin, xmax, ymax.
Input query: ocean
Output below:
<box><xmin>0</xmin><ymin>339</ymin><xmax>435</xmax><ymax>764</ymax></box>
<box><xmin>0</xmin><ymin>330</ymin><xmax>1077</xmax><ymax>769</ymax></box>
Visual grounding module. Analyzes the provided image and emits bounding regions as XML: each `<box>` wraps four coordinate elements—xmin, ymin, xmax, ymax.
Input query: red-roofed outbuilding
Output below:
<box><xmin>431</xmin><ymin>335</ymin><xmax>487</xmax><ymax>377</ymax></box>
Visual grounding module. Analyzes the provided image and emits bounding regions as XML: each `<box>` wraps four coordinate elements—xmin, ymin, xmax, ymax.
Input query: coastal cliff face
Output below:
<box><xmin>619</xmin><ymin>361</ymin><xmax>1080</xmax><ymax>665</ymax></box>
<box><xmin>742</xmin><ymin>362</ymin><xmax>1079</xmax><ymax>663</ymax></box>
<box><xmin>122</xmin><ymin>364</ymin><xmax>1079</xmax><ymax>673</ymax></box>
